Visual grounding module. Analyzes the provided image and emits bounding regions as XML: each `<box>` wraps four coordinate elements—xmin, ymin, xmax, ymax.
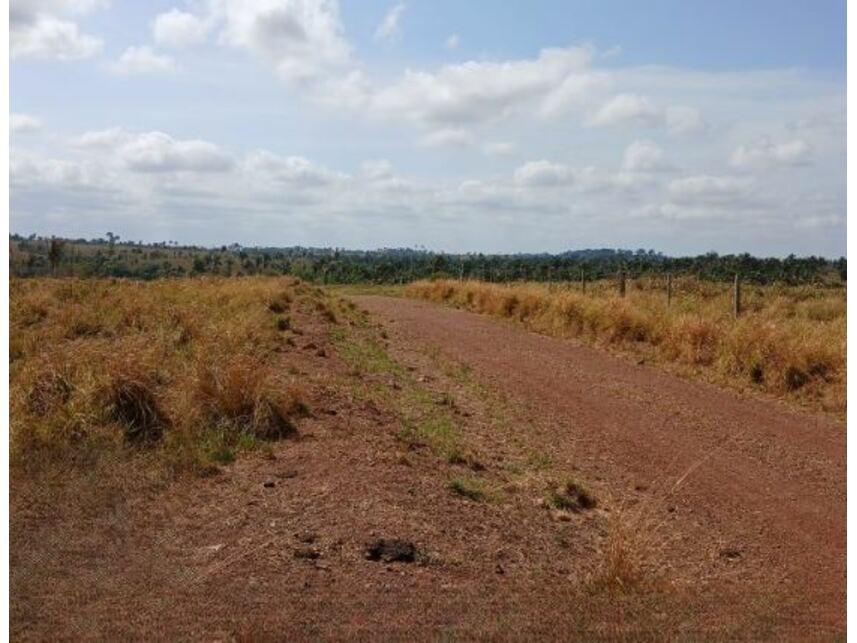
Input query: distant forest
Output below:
<box><xmin>9</xmin><ymin>233</ymin><xmax>846</xmax><ymax>285</ymax></box>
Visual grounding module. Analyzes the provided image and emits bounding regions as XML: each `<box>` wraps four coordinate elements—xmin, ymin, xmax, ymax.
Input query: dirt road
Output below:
<box><xmin>357</xmin><ymin>295</ymin><xmax>846</xmax><ymax>635</ymax></box>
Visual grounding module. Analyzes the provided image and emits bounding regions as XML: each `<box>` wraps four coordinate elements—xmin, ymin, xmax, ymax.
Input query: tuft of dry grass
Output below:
<box><xmin>195</xmin><ymin>356</ymin><xmax>308</xmax><ymax>440</ymax></box>
<box><xmin>407</xmin><ymin>278</ymin><xmax>845</xmax><ymax>415</ymax></box>
<box><xmin>10</xmin><ymin>276</ymin><xmax>324</xmax><ymax>479</ymax></box>
<box><xmin>547</xmin><ymin>478</ymin><xmax>597</xmax><ymax>512</ymax></box>
<box><xmin>101</xmin><ymin>364</ymin><xmax>170</xmax><ymax>444</ymax></box>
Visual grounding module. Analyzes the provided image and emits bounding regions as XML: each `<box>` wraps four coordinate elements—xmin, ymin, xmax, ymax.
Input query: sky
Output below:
<box><xmin>9</xmin><ymin>0</ymin><xmax>847</xmax><ymax>257</ymax></box>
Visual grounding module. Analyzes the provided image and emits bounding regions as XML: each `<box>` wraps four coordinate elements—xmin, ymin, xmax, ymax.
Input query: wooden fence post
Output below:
<box><xmin>618</xmin><ymin>269</ymin><xmax>626</xmax><ymax>298</ymax></box>
<box><xmin>733</xmin><ymin>274</ymin><xmax>742</xmax><ymax>318</ymax></box>
<box><xmin>580</xmin><ymin>269</ymin><xmax>586</xmax><ymax>294</ymax></box>
<box><xmin>667</xmin><ymin>272</ymin><xmax>672</xmax><ymax>308</ymax></box>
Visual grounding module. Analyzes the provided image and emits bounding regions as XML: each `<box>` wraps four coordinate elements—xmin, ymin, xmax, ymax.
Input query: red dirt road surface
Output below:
<box><xmin>357</xmin><ymin>295</ymin><xmax>846</xmax><ymax>637</ymax></box>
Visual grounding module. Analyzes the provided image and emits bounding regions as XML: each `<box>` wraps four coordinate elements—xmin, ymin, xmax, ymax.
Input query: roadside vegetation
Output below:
<box><xmin>407</xmin><ymin>278</ymin><xmax>846</xmax><ymax>415</ymax></box>
<box><xmin>9</xmin><ymin>277</ymin><xmax>338</xmax><ymax>479</ymax></box>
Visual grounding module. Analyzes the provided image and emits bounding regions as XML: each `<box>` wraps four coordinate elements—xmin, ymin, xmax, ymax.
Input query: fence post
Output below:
<box><xmin>580</xmin><ymin>269</ymin><xmax>586</xmax><ymax>294</ymax></box>
<box><xmin>618</xmin><ymin>269</ymin><xmax>626</xmax><ymax>298</ymax></box>
<box><xmin>733</xmin><ymin>273</ymin><xmax>742</xmax><ymax>318</ymax></box>
<box><xmin>667</xmin><ymin>272</ymin><xmax>672</xmax><ymax>308</ymax></box>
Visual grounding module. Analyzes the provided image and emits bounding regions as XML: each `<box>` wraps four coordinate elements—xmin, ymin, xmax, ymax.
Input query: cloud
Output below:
<box><xmin>10</xmin><ymin>11</ymin><xmax>102</xmax><ymax>60</ymax></box>
<box><xmin>370</xmin><ymin>46</ymin><xmax>596</xmax><ymax>126</ymax></box>
<box><xmin>419</xmin><ymin>127</ymin><xmax>474</xmax><ymax>148</ymax></box>
<box><xmin>445</xmin><ymin>34</ymin><xmax>459</xmax><ymax>50</ymax></box>
<box><xmin>632</xmin><ymin>202</ymin><xmax>723</xmax><ymax>222</ymax></box>
<box><xmin>667</xmin><ymin>175</ymin><xmax>750</xmax><ymax>201</ymax></box>
<box><xmin>589</xmin><ymin>93</ymin><xmax>703</xmax><ymax>134</ymax></box>
<box><xmin>589</xmin><ymin>93</ymin><xmax>660</xmax><ymax>127</ymax></box>
<box><xmin>215</xmin><ymin>0</ymin><xmax>351</xmax><ymax>83</ymax></box>
<box><xmin>514</xmin><ymin>160</ymin><xmax>573</xmax><ymax>187</ymax></box>
<box><xmin>73</xmin><ymin>128</ymin><xmax>232</xmax><ymax>172</ymax></box>
<box><xmin>360</xmin><ymin>159</ymin><xmax>394</xmax><ymax>180</ymax></box>
<box><xmin>730</xmin><ymin>139</ymin><xmax>812</xmax><ymax>169</ymax></box>
<box><xmin>10</xmin><ymin>113</ymin><xmax>43</xmax><ymax>132</ymax></box>
<box><xmin>108</xmin><ymin>46</ymin><xmax>177</xmax><ymax>75</ymax></box>
<box><xmin>153</xmin><ymin>8</ymin><xmax>211</xmax><ymax>48</ymax></box>
<box><xmin>242</xmin><ymin>150</ymin><xmax>346</xmax><ymax>186</ymax></box>
<box><xmin>538</xmin><ymin>72</ymin><xmax>611</xmax><ymax>119</ymax></box>
<box><xmin>664</xmin><ymin>105</ymin><xmax>704</xmax><ymax>134</ymax></box>
<box><xmin>374</xmin><ymin>3</ymin><xmax>405</xmax><ymax>42</ymax></box>
<box><xmin>11</xmin><ymin>152</ymin><xmax>92</xmax><ymax>186</ymax></box>
<box><xmin>120</xmin><ymin>132</ymin><xmax>232</xmax><ymax>172</ymax></box>
<box><xmin>622</xmin><ymin>140</ymin><xmax>670</xmax><ymax>172</ymax></box>
<box><xmin>482</xmin><ymin>141</ymin><xmax>517</xmax><ymax>157</ymax></box>
<box><xmin>71</xmin><ymin>126</ymin><xmax>129</xmax><ymax>147</ymax></box>
<box><xmin>794</xmin><ymin>214</ymin><xmax>843</xmax><ymax>229</ymax></box>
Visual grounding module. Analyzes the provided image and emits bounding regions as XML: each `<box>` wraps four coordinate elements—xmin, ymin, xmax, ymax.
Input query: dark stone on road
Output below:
<box><xmin>365</xmin><ymin>539</ymin><xmax>417</xmax><ymax>563</ymax></box>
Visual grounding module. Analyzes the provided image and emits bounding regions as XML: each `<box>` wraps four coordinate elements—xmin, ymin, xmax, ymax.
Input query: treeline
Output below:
<box><xmin>9</xmin><ymin>234</ymin><xmax>846</xmax><ymax>285</ymax></box>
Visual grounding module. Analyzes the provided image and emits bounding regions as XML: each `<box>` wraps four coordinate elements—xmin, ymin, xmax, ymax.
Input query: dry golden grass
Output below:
<box><xmin>9</xmin><ymin>276</ymin><xmax>330</xmax><ymax>479</ymax></box>
<box><xmin>407</xmin><ymin>278</ymin><xmax>846</xmax><ymax>415</ymax></box>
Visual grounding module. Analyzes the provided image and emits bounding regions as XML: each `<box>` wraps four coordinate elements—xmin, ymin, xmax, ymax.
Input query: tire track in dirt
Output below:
<box><xmin>356</xmin><ymin>295</ymin><xmax>846</xmax><ymax>634</ymax></box>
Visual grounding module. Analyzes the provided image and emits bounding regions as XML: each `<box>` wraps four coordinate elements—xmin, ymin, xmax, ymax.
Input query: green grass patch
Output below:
<box><xmin>448</xmin><ymin>475</ymin><xmax>487</xmax><ymax>501</ymax></box>
<box><xmin>547</xmin><ymin>477</ymin><xmax>597</xmax><ymax>512</ymax></box>
<box><xmin>330</xmin><ymin>321</ymin><xmax>465</xmax><ymax>465</ymax></box>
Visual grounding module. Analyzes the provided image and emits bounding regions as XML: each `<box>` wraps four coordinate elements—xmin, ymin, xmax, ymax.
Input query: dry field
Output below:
<box><xmin>9</xmin><ymin>277</ymin><xmax>339</xmax><ymax>477</ymax></box>
<box><xmin>406</xmin><ymin>278</ymin><xmax>846</xmax><ymax>415</ymax></box>
<box><xmin>9</xmin><ymin>276</ymin><xmax>845</xmax><ymax>639</ymax></box>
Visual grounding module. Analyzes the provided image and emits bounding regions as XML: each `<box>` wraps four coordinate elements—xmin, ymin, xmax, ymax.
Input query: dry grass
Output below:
<box><xmin>407</xmin><ymin>278</ymin><xmax>846</xmax><ymax>415</ymax></box>
<box><xmin>9</xmin><ymin>276</ymin><xmax>329</xmax><ymax>479</ymax></box>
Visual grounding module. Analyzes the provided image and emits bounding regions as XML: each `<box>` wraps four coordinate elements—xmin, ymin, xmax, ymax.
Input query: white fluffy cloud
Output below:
<box><xmin>11</xmin><ymin>14</ymin><xmax>102</xmax><ymax>60</ymax></box>
<box><xmin>622</xmin><ymin>140</ymin><xmax>670</xmax><ymax>172</ymax></box>
<box><xmin>121</xmin><ymin>133</ymin><xmax>231</xmax><ymax>172</ymax></box>
<box><xmin>370</xmin><ymin>46</ymin><xmax>597</xmax><ymax>127</ymax></box>
<box><xmin>153</xmin><ymin>8</ymin><xmax>211</xmax><ymax>48</ymax></box>
<box><xmin>243</xmin><ymin>150</ymin><xmax>345</xmax><ymax>187</ymax></box>
<box><xmin>374</xmin><ymin>3</ymin><xmax>405</xmax><ymax>42</ymax></box>
<box><xmin>538</xmin><ymin>72</ymin><xmax>611</xmax><ymax>119</ymax></box>
<box><xmin>10</xmin><ymin>113</ymin><xmax>43</xmax><ymax>132</ymax></box>
<box><xmin>74</xmin><ymin>128</ymin><xmax>232</xmax><ymax>172</ymax></box>
<box><xmin>590</xmin><ymin>93</ymin><xmax>660</xmax><ymax>127</ymax></box>
<box><xmin>108</xmin><ymin>46</ymin><xmax>177</xmax><ymax>75</ymax></box>
<box><xmin>589</xmin><ymin>93</ymin><xmax>703</xmax><ymax>134</ymax></box>
<box><xmin>514</xmin><ymin>160</ymin><xmax>574</xmax><ymax>187</ymax></box>
<box><xmin>214</xmin><ymin>0</ymin><xmax>351</xmax><ymax>83</ymax></box>
<box><xmin>730</xmin><ymin>139</ymin><xmax>811</xmax><ymax>169</ymax></box>
<box><xmin>11</xmin><ymin>153</ymin><xmax>91</xmax><ymax>186</ymax></box>
<box><xmin>10</xmin><ymin>0</ymin><xmax>104</xmax><ymax>60</ymax></box>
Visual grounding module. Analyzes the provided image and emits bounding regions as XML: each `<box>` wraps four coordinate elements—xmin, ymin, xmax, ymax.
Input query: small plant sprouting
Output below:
<box><xmin>448</xmin><ymin>475</ymin><xmax>487</xmax><ymax>501</ymax></box>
